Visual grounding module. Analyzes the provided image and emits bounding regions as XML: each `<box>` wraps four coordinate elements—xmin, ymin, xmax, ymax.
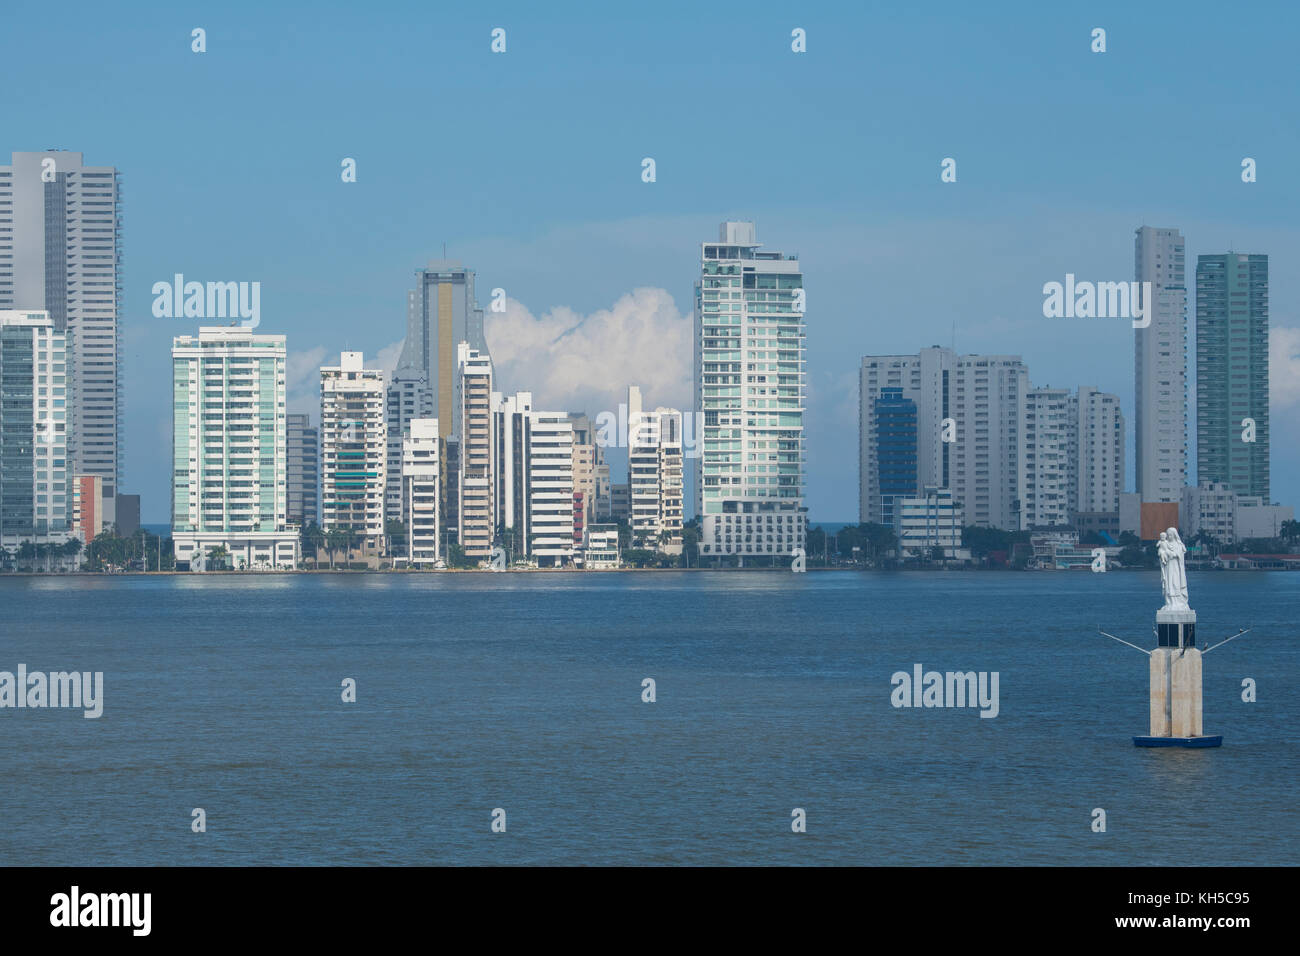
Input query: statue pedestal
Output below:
<box><xmin>1135</xmin><ymin>608</ymin><xmax>1222</xmax><ymax>748</ymax></box>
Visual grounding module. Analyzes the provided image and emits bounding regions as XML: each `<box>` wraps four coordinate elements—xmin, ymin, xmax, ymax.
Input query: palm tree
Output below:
<box><xmin>300</xmin><ymin>521</ymin><xmax>325</xmax><ymax>568</ymax></box>
<box><xmin>324</xmin><ymin>529</ymin><xmax>349</xmax><ymax>569</ymax></box>
<box><xmin>59</xmin><ymin>539</ymin><xmax>82</xmax><ymax>572</ymax></box>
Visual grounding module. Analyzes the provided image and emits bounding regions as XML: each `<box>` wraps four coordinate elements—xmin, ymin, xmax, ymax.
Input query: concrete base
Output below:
<box><xmin>1147</xmin><ymin>608</ymin><xmax>1206</xmax><ymax>740</ymax></box>
<box><xmin>1171</xmin><ymin>648</ymin><xmax>1203</xmax><ymax>737</ymax></box>
<box><xmin>1134</xmin><ymin>735</ymin><xmax>1222</xmax><ymax>748</ymax></box>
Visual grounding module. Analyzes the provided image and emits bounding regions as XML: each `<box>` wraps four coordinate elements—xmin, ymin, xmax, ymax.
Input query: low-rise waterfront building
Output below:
<box><xmin>897</xmin><ymin>486</ymin><xmax>963</xmax><ymax>558</ymax></box>
<box><xmin>584</xmin><ymin>523</ymin><xmax>620</xmax><ymax>569</ymax></box>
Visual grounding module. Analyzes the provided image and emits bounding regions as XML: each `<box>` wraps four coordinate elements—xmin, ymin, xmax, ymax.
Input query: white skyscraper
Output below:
<box><xmin>320</xmin><ymin>352</ymin><xmax>387</xmax><ymax>559</ymax></box>
<box><xmin>385</xmin><ymin>376</ymin><xmax>433</xmax><ymax>525</ymax></box>
<box><xmin>402</xmin><ymin>418</ymin><xmax>441</xmax><ymax>565</ymax></box>
<box><xmin>1071</xmin><ymin>386</ymin><xmax>1125</xmax><ymax>516</ymax></box>
<box><xmin>859</xmin><ymin>348</ymin><xmax>1028</xmax><ymax>530</ymax></box>
<box><xmin>0</xmin><ymin>151</ymin><xmax>122</xmax><ymax>522</ymax></box>
<box><xmin>491</xmin><ymin>390</ymin><xmax>531</xmax><ymax>544</ymax></box>
<box><xmin>627</xmin><ymin>385</ymin><xmax>684</xmax><ymax>554</ymax></box>
<box><xmin>694</xmin><ymin>221</ymin><xmax>806</xmax><ymax>561</ymax></box>
<box><xmin>171</xmin><ymin>327</ymin><xmax>297</xmax><ymax>569</ymax></box>
<box><xmin>455</xmin><ymin>342</ymin><xmax>494</xmax><ymax>558</ymax></box>
<box><xmin>1018</xmin><ymin>387</ymin><xmax>1071</xmax><ymax>529</ymax></box>
<box><xmin>522</xmin><ymin>411</ymin><xmax>574</xmax><ymax>566</ymax></box>
<box><xmin>0</xmin><ymin>310</ymin><xmax>71</xmax><ymax>548</ymax></box>
<box><xmin>1134</xmin><ymin>226</ymin><xmax>1187</xmax><ymax>506</ymax></box>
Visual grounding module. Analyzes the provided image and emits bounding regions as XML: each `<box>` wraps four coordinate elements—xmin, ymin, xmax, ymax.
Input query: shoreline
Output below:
<box><xmin>0</xmin><ymin>565</ymin><xmax>1272</xmax><ymax>577</ymax></box>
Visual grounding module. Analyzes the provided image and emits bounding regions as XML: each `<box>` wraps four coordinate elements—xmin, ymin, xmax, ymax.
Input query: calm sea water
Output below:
<box><xmin>1</xmin><ymin>570</ymin><xmax>1296</xmax><ymax>866</ymax></box>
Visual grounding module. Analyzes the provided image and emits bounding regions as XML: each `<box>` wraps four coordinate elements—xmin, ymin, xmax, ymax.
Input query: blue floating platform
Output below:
<box><xmin>1133</xmin><ymin>735</ymin><xmax>1223</xmax><ymax>748</ymax></box>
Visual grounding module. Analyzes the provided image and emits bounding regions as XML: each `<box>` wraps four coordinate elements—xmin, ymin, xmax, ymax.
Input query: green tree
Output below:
<box><xmin>385</xmin><ymin>519</ymin><xmax>407</xmax><ymax>560</ymax></box>
<box><xmin>301</xmin><ymin>521</ymin><xmax>325</xmax><ymax>566</ymax></box>
<box><xmin>87</xmin><ymin>531</ymin><xmax>128</xmax><ymax>571</ymax></box>
<box><xmin>324</xmin><ymin>529</ymin><xmax>350</xmax><ymax>569</ymax></box>
<box><xmin>677</xmin><ymin>521</ymin><xmax>701</xmax><ymax>568</ymax></box>
<box><xmin>446</xmin><ymin>541</ymin><xmax>478</xmax><ymax>569</ymax></box>
<box><xmin>1238</xmin><ymin>537</ymin><xmax>1285</xmax><ymax>554</ymax></box>
<box><xmin>623</xmin><ymin>548</ymin><xmax>657</xmax><ymax>568</ymax></box>
<box><xmin>805</xmin><ymin>525</ymin><xmax>827</xmax><ymax>565</ymax></box>
<box><xmin>860</xmin><ymin>523</ymin><xmax>898</xmax><ymax>562</ymax></box>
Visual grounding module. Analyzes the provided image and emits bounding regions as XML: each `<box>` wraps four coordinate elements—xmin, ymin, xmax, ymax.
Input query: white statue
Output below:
<box><xmin>1157</xmin><ymin>527</ymin><xmax>1189</xmax><ymax>611</ymax></box>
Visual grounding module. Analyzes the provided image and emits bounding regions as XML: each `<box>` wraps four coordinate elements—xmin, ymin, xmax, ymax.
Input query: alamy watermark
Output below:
<box><xmin>594</xmin><ymin>403</ymin><xmax>704</xmax><ymax>458</ymax></box>
<box><xmin>50</xmin><ymin>887</ymin><xmax>150</xmax><ymax>936</ymax></box>
<box><xmin>1042</xmin><ymin>275</ymin><xmax>1151</xmax><ymax>328</ymax></box>
<box><xmin>152</xmin><ymin>274</ymin><xmax>261</xmax><ymax>328</ymax></box>
<box><xmin>0</xmin><ymin>665</ymin><xmax>103</xmax><ymax>718</ymax></box>
<box><xmin>890</xmin><ymin>664</ymin><xmax>999</xmax><ymax>718</ymax></box>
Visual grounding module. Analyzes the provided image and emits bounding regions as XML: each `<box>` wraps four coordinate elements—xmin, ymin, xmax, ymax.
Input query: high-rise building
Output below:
<box><xmin>609</xmin><ymin>482</ymin><xmax>630</xmax><ymax>522</ymax></box>
<box><xmin>287</xmin><ymin>413</ymin><xmax>319</xmax><ymax>527</ymax></box>
<box><xmin>0</xmin><ymin>152</ymin><xmax>122</xmax><ymax>523</ymax></box>
<box><xmin>522</xmin><ymin>410</ymin><xmax>574</xmax><ymax>566</ymax></box>
<box><xmin>72</xmin><ymin>475</ymin><xmax>104</xmax><ymax>543</ymax></box>
<box><xmin>489</xmin><ymin>392</ymin><xmax>574</xmax><ymax>565</ymax></box>
<box><xmin>1196</xmin><ymin>253</ymin><xmax>1269</xmax><ymax>499</ymax></box>
<box><xmin>455</xmin><ymin>342</ymin><xmax>494</xmax><ymax>557</ymax></box>
<box><xmin>395</xmin><ymin>261</ymin><xmax>490</xmax><ymax>436</ymax></box>
<box><xmin>859</xmin><ymin>347</ymin><xmax>1028</xmax><ymax>530</ymax></box>
<box><xmin>491</xmin><ymin>390</ymin><xmax>531</xmax><ymax>550</ymax></box>
<box><xmin>1134</xmin><ymin>226</ymin><xmax>1188</xmax><ymax>507</ymax></box>
<box><xmin>694</xmin><ymin>221</ymin><xmax>806</xmax><ymax>560</ymax></box>
<box><xmin>1019</xmin><ymin>387</ymin><xmax>1071</xmax><ymax>529</ymax></box>
<box><xmin>870</xmin><ymin>387</ymin><xmax>918</xmax><ymax>528</ymax></box>
<box><xmin>320</xmin><ymin>352</ymin><xmax>386</xmax><ymax>558</ymax></box>
<box><xmin>0</xmin><ymin>310</ymin><xmax>71</xmax><ymax>547</ymax></box>
<box><xmin>1070</xmin><ymin>386</ymin><xmax>1125</xmax><ymax>517</ymax></box>
<box><xmin>627</xmin><ymin>386</ymin><xmax>684</xmax><ymax>553</ymax></box>
<box><xmin>171</xmin><ymin>327</ymin><xmax>297</xmax><ymax>569</ymax></box>
<box><xmin>402</xmin><ymin>418</ymin><xmax>441</xmax><ymax>565</ymax></box>
<box><xmin>568</xmin><ymin>413</ymin><xmax>607</xmax><ymax>531</ymax></box>
<box><xmin>384</xmin><ymin>377</ymin><xmax>433</xmax><ymax>524</ymax></box>
<box><xmin>114</xmin><ymin>493</ymin><xmax>140</xmax><ymax>537</ymax></box>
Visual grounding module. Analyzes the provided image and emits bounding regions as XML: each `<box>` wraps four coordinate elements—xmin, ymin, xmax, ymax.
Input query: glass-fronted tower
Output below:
<box><xmin>171</xmin><ymin>327</ymin><xmax>297</xmax><ymax>569</ymax></box>
<box><xmin>0</xmin><ymin>310</ymin><xmax>69</xmax><ymax>545</ymax></box>
<box><xmin>0</xmin><ymin>151</ymin><xmax>122</xmax><ymax>523</ymax></box>
<box><xmin>694</xmin><ymin>222</ymin><xmax>806</xmax><ymax>560</ymax></box>
<box><xmin>873</xmin><ymin>387</ymin><xmax>918</xmax><ymax>528</ymax></box>
<box><xmin>1196</xmin><ymin>253</ymin><xmax>1269</xmax><ymax>500</ymax></box>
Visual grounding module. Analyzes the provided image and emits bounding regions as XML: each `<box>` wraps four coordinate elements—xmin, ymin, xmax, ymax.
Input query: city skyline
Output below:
<box><xmin>4</xmin><ymin>3</ymin><xmax>1299</xmax><ymax>524</ymax></box>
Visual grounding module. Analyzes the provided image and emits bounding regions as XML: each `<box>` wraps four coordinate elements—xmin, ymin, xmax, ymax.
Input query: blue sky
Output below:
<box><xmin>5</xmin><ymin>0</ymin><xmax>1299</xmax><ymax>523</ymax></box>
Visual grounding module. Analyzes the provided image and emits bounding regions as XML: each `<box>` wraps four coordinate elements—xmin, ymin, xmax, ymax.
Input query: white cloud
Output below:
<box><xmin>286</xmin><ymin>345</ymin><xmax>327</xmax><ymax>396</ymax></box>
<box><xmin>285</xmin><ymin>341</ymin><xmax>402</xmax><ymax>417</ymax></box>
<box><xmin>1271</xmin><ymin>325</ymin><xmax>1300</xmax><ymax>410</ymax></box>
<box><xmin>485</xmin><ymin>287</ymin><xmax>692</xmax><ymax>415</ymax></box>
<box><xmin>375</xmin><ymin>340</ymin><xmax>403</xmax><ymax>379</ymax></box>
